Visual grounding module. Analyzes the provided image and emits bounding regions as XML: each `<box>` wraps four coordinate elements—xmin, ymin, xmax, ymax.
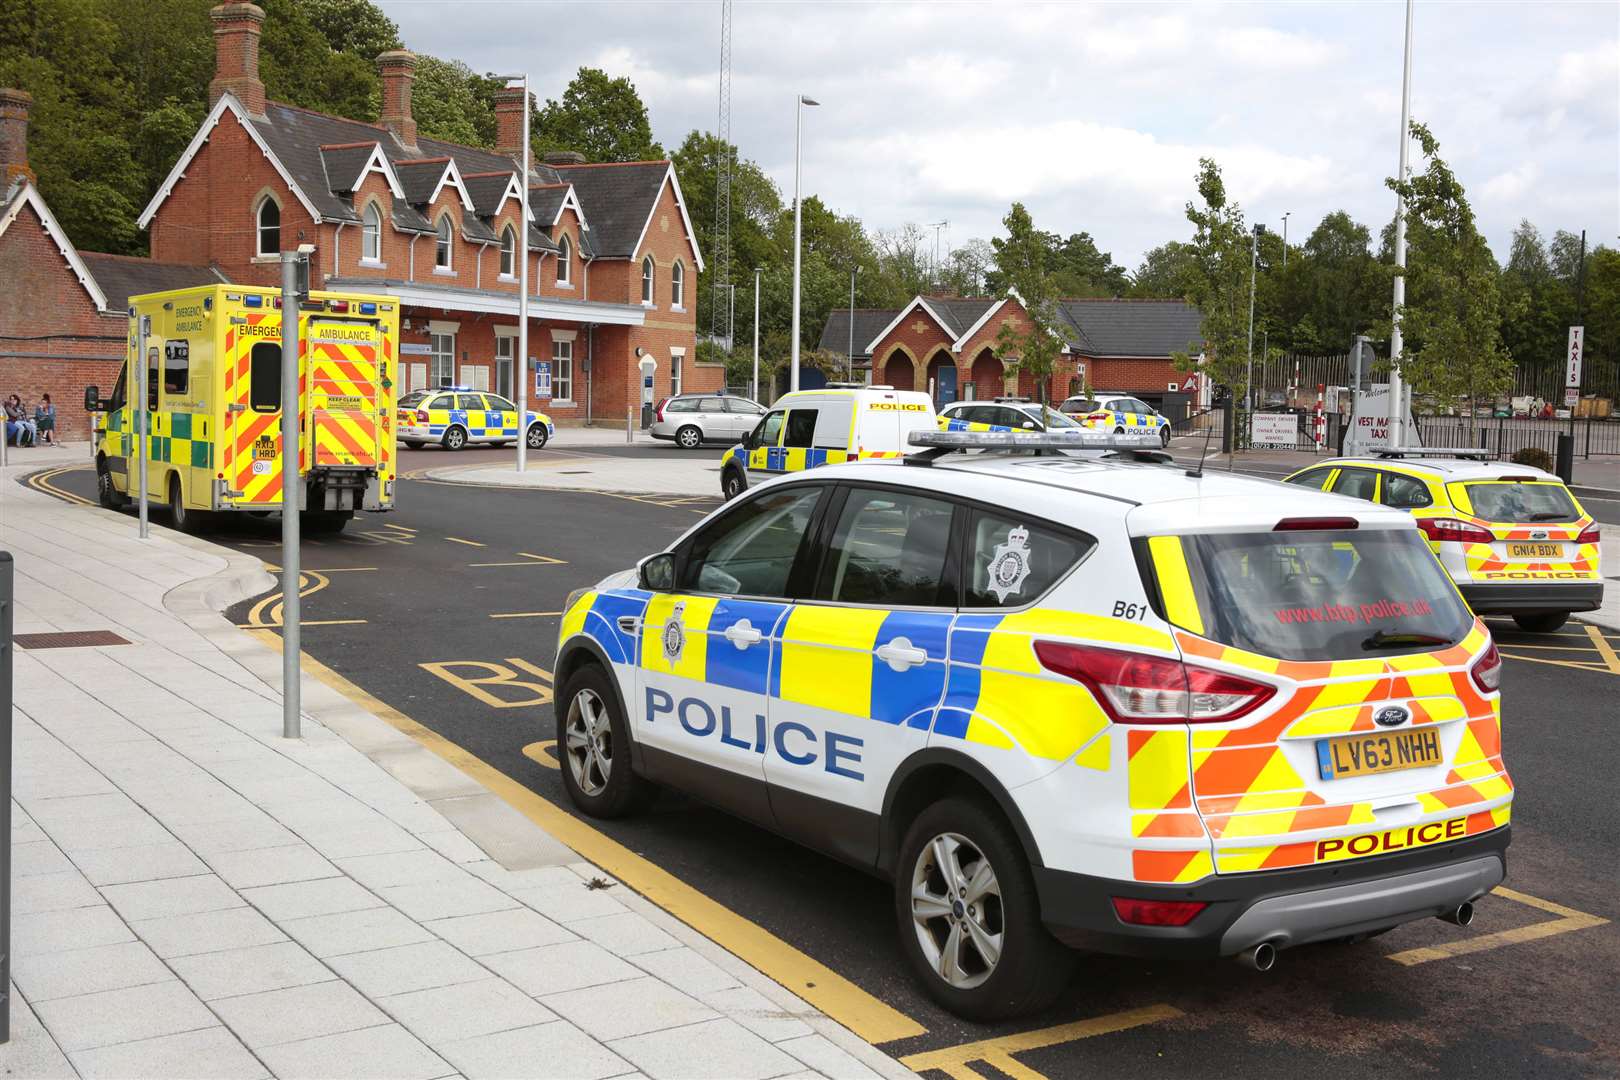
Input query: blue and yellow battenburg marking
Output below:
<box><xmin>723</xmin><ymin>443</ymin><xmax>855</xmax><ymax>473</ymax></box>
<box><xmin>562</xmin><ymin>589</ymin><xmax>1160</xmax><ymax>767</ymax></box>
<box><xmin>404</xmin><ymin>404</ymin><xmax>552</xmax><ymax>439</ymax></box>
<box><xmin>938</xmin><ymin>417</ymin><xmax>1014</xmax><ymax>433</ymax></box>
<box><xmin>1079</xmin><ymin>409</ymin><xmax>1167</xmax><ymax>432</ymax></box>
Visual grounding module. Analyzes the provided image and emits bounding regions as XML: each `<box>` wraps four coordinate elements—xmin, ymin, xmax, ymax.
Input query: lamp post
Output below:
<box><xmin>499</xmin><ymin>73</ymin><xmax>533</xmax><ymax>473</ymax></box>
<box><xmin>790</xmin><ymin>93</ymin><xmax>819</xmax><ymax>392</ymax></box>
<box><xmin>1281</xmin><ymin>211</ymin><xmax>1291</xmax><ymax>269</ymax></box>
<box><xmin>1245</xmin><ymin>223</ymin><xmax>1266</xmax><ymax>425</ymax></box>
<box><xmin>847</xmin><ymin>264</ymin><xmax>859</xmax><ymax>381</ymax></box>
<box><xmin>752</xmin><ymin>267</ymin><xmax>761</xmax><ymax>402</ymax></box>
<box><xmin>1387</xmin><ymin>0</ymin><xmax>1414</xmax><ymax>449</ymax></box>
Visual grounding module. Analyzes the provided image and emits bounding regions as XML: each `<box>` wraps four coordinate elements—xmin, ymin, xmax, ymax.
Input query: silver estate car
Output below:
<box><xmin>649</xmin><ymin>393</ymin><xmax>767</xmax><ymax>449</ymax></box>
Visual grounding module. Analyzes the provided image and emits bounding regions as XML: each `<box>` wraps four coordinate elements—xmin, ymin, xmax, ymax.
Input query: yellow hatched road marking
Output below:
<box><xmin>899</xmin><ymin>1005</ymin><xmax>1183</xmax><ymax>1078</ymax></box>
<box><xmin>246</xmin><ymin>632</ymin><xmax>925</xmax><ymax>1045</ymax></box>
<box><xmin>446</xmin><ymin>537</ymin><xmax>485</xmax><ymax>547</ymax></box>
<box><xmin>470</xmin><ymin>552</ymin><xmax>567</xmax><ymax>567</ymax></box>
<box><xmin>1386</xmin><ymin>885</ymin><xmax>1609</xmax><ymax>966</ymax></box>
<box><xmin>1584</xmin><ymin>623</ymin><xmax>1620</xmax><ymax>674</ymax></box>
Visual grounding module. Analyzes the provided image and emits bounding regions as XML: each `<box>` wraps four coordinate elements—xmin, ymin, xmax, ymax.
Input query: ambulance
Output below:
<box><xmin>85</xmin><ymin>284</ymin><xmax>400</xmax><ymax>534</ymax></box>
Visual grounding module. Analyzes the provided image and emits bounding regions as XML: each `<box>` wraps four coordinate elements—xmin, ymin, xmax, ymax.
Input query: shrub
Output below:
<box><xmin>1509</xmin><ymin>447</ymin><xmax>1554</xmax><ymax>472</ymax></box>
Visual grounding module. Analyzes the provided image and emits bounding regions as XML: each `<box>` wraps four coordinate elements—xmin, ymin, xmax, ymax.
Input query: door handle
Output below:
<box><xmin>876</xmin><ymin>637</ymin><xmax>929</xmax><ymax>672</ymax></box>
<box><xmin>723</xmin><ymin>620</ymin><xmax>762</xmax><ymax>649</ymax></box>
<box><xmin>617</xmin><ymin>615</ymin><xmax>641</xmax><ymax>635</ymax></box>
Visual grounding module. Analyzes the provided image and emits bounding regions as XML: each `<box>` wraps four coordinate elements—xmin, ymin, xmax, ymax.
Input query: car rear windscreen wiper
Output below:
<box><xmin>1528</xmin><ymin>512</ymin><xmax>1568</xmax><ymax>521</ymax></box>
<box><xmin>1361</xmin><ymin>629</ymin><xmax>1453</xmax><ymax>651</ymax></box>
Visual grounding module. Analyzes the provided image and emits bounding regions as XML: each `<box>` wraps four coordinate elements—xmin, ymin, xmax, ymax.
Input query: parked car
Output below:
<box><xmin>650</xmin><ymin>393</ymin><xmax>768</xmax><ymax>449</ymax></box>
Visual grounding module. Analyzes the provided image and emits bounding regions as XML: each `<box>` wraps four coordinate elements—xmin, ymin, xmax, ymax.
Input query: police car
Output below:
<box><xmin>554</xmin><ymin>429</ymin><xmax>1509</xmax><ymax>1020</ymax></box>
<box><xmin>937</xmin><ymin>398</ymin><xmax>1083</xmax><ymax>433</ymax></box>
<box><xmin>1059</xmin><ymin>392</ymin><xmax>1172</xmax><ymax>446</ymax></box>
<box><xmin>396</xmin><ymin>387</ymin><xmax>554</xmax><ymax>451</ymax></box>
<box><xmin>718</xmin><ymin>385</ymin><xmax>935</xmax><ymax>500</ymax></box>
<box><xmin>1284</xmin><ymin>448</ymin><xmax>1602</xmax><ymax>632</ymax></box>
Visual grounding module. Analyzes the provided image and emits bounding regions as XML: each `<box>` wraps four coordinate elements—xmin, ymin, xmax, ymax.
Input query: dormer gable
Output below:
<box><xmin>392</xmin><ymin>156</ymin><xmax>472</xmax><ymax>212</ymax></box>
<box><xmin>321</xmin><ymin>142</ymin><xmax>403</xmax><ymax>199</ymax></box>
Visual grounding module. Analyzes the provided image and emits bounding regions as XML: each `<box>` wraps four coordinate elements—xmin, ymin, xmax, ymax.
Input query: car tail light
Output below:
<box><xmin>1416</xmin><ymin>517</ymin><xmax>1495</xmax><ymax>545</ymax></box>
<box><xmin>1274</xmin><ymin>517</ymin><xmax>1358</xmax><ymax>531</ymax></box>
<box><xmin>1033</xmin><ymin>642</ymin><xmax>1276</xmax><ymax>724</ymax></box>
<box><xmin>1111</xmin><ymin>897</ymin><xmax>1208</xmax><ymax>927</ymax></box>
<box><xmin>415</xmin><ymin>409</ymin><xmax>429</xmax><ymax>422</ymax></box>
<box><xmin>1470</xmin><ymin>639</ymin><xmax>1502</xmax><ymax>694</ymax></box>
<box><xmin>1576</xmin><ymin>524</ymin><xmax>1601</xmax><ymax>545</ymax></box>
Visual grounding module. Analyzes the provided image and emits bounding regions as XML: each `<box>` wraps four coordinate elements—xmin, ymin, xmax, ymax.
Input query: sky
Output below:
<box><xmin>377</xmin><ymin>1</ymin><xmax>1620</xmax><ymax>271</ymax></box>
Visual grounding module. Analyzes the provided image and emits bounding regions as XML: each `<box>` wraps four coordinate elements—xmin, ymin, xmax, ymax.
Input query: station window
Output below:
<box><xmin>557</xmin><ymin>235</ymin><xmax>572</xmax><ymax>285</ymax></box>
<box><xmin>435</xmin><ymin>215</ymin><xmax>453</xmax><ymax>269</ymax></box>
<box><xmin>362</xmin><ymin>202</ymin><xmax>382</xmax><ymax>262</ymax></box>
<box><xmin>249</xmin><ymin>342</ymin><xmax>281</xmax><ymax>412</ymax></box>
<box><xmin>499</xmin><ymin>226</ymin><xmax>516</xmax><ymax>277</ymax></box>
<box><xmin>256</xmin><ymin>197</ymin><xmax>280</xmax><ymax>257</ymax></box>
<box><xmin>641</xmin><ymin>256</ymin><xmax>655</xmax><ymax>305</ymax></box>
<box><xmin>553</xmin><ymin>338</ymin><xmax>573</xmax><ymax>402</ymax></box>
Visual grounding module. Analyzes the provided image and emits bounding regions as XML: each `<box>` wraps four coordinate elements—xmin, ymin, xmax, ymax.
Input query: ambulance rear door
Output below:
<box><xmin>221</xmin><ymin>305</ymin><xmax>288</xmax><ymax>509</ymax></box>
<box><xmin>305</xmin><ymin>318</ymin><xmax>384</xmax><ymax>474</ymax></box>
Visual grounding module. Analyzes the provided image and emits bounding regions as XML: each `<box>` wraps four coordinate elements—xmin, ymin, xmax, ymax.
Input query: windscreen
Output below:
<box><xmin>1461</xmin><ymin>481</ymin><xmax>1578</xmax><ymax>523</ymax></box>
<box><xmin>1033</xmin><ymin>406</ymin><xmax>1081</xmax><ymax>428</ymax></box>
<box><xmin>1179</xmin><ymin>529</ymin><xmax>1473</xmax><ymax>660</ymax></box>
<box><xmin>398</xmin><ymin>390</ymin><xmax>431</xmax><ymax>408</ymax></box>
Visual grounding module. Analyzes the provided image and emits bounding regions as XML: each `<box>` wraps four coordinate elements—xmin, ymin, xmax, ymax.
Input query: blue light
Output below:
<box><xmin>243</xmin><ymin>295</ymin><xmax>263</xmax><ymax>308</ymax></box>
<box><xmin>359</xmin><ymin>302</ymin><xmax>377</xmax><ymax>315</ymax></box>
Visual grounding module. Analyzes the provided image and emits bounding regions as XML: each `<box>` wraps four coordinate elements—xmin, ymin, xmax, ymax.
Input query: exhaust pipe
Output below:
<box><xmin>1237</xmin><ymin>941</ymin><xmax>1277</xmax><ymax>972</ymax></box>
<box><xmin>1438</xmin><ymin>901</ymin><xmax>1474</xmax><ymax>927</ymax></box>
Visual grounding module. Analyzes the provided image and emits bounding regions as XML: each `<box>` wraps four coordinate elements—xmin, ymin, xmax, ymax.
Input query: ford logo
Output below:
<box><xmin>1530</xmin><ymin>529</ymin><xmax>1549</xmax><ymax>540</ymax></box>
<box><xmin>1374</xmin><ymin>705</ymin><xmax>1410</xmax><ymax>728</ymax></box>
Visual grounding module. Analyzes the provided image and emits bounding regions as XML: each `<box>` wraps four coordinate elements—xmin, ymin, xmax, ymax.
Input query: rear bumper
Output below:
<box><xmin>1034</xmin><ymin>827</ymin><xmax>1509</xmax><ymax>957</ymax></box>
<box><xmin>1458</xmin><ymin>581</ymin><xmax>1603</xmax><ymax>614</ymax></box>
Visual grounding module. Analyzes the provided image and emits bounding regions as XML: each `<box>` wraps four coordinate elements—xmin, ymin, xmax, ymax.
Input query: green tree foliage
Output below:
<box><xmin>990</xmin><ymin>202</ymin><xmax>1066</xmax><ymax>403</ymax></box>
<box><xmin>537</xmin><ymin>68</ymin><xmax>663</xmax><ymax>163</ymax></box>
<box><xmin>982</xmin><ymin>206</ymin><xmax>1127</xmax><ymax>298</ymax></box>
<box><xmin>1173</xmin><ymin>158</ymin><xmax>1251</xmax><ymax>391</ymax></box>
<box><xmin>1286</xmin><ymin>210</ymin><xmax>1385</xmax><ymax>353</ymax></box>
<box><xmin>1130</xmin><ymin>241</ymin><xmax>1196</xmax><ymax>298</ymax></box>
<box><xmin>411</xmin><ymin>57</ymin><xmax>501</xmax><ymax>149</ymax></box>
<box><xmin>1385</xmin><ymin>121</ymin><xmax>1514</xmax><ymax>420</ymax></box>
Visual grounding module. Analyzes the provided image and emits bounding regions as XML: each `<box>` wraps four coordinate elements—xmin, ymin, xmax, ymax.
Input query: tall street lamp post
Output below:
<box><xmin>847</xmin><ymin>265</ymin><xmax>859</xmax><ymax>381</ymax></box>
<box><xmin>1245</xmin><ymin>223</ymin><xmax>1266</xmax><ymax>423</ymax></box>
<box><xmin>790</xmin><ymin>93</ymin><xmax>819</xmax><ymax>392</ymax></box>
<box><xmin>497</xmin><ymin>73</ymin><xmax>533</xmax><ymax>473</ymax></box>
<box><xmin>752</xmin><ymin>267</ymin><xmax>762</xmax><ymax>402</ymax></box>
<box><xmin>1281</xmin><ymin>211</ymin><xmax>1290</xmax><ymax>269</ymax></box>
<box><xmin>1388</xmin><ymin>0</ymin><xmax>1415</xmax><ymax>448</ymax></box>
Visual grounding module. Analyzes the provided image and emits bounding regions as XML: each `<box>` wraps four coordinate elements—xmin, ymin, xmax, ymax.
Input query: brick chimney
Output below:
<box><xmin>493</xmin><ymin>86</ymin><xmax>528</xmax><ymax>160</ymax></box>
<box><xmin>208</xmin><ymin>2</ymin><xmax>266</xmax><ymax>117</ymax></box>
<box><xmin>0</xmin><ymin>89</ymin><xmax>34</xmax><ymax>186</ymax></box>
<box><xmin>377</xmin><ymin>50</ymin><xmax>418</xmax><ymax>149</ymax></box>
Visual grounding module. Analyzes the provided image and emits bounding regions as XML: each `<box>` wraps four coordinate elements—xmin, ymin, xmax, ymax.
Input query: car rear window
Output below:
<box><xmin>398</xmin><ymin>390</ymin><xmax>430</xmax><ymax>408</ymax></box>
<box><xmin>1461</xmin><ymin>481</ymin><xmax>1579</xmax><ymax>523</ymax></box>
<box><xmin>1175</xmin><ymin>529</ymin><xmax>1473</xmax><ymax>660</ymax></box>
<box><xmin>1061</xmin><ymin>399</ymin><xmax>1098</xmax><ymax>414</ymax></box>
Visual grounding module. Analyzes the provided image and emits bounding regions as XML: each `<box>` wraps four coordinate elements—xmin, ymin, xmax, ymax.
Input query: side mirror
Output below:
<box><xmin>84</xmin><ymin>385</ymin><xmax>102</xmax><ymax>412</ymax></box>
<box><xmin>637</xmin><ymin>552</ymin><xmax>676</xmax><ymax>592</ymax></box>
<box><xmin>1022</xmin><ymin>420</ymin><xmax>1037</xmax><ymax>429</ymax></box>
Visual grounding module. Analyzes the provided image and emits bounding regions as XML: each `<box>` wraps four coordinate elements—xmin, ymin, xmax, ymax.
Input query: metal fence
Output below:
<box><xmin>1414</xmin><ymin>414</ymin><xmax>1620</xmax><ymax>460</ymax></box>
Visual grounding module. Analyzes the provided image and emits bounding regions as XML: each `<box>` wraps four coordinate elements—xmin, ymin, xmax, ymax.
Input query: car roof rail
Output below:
<box><xmin>904</xmin><ymin>428</ymin><xmax>1166</xmax><ymax>466</ymax></box>
<box><xmin>1372</xmin><ymin>447</ymin><xmax>1493</xmax><ymax>460</ymax></box>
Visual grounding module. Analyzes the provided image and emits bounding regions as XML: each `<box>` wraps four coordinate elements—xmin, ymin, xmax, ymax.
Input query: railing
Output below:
<box><xmin>1413</xmin><ymin>414</ymin><xmax>1620</xmax><ymax>460</ymax></box>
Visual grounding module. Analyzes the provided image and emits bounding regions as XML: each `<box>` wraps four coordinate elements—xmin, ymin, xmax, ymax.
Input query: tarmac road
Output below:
<box><xmin>32</xmin><ymin>455</ymin><xmax>1620</xmax><ymax>1079</ymax></box>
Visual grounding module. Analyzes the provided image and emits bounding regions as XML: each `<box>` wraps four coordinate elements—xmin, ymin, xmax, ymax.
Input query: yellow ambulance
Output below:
<box><xmin>85</xmin><ymin>284</ymin><xmax>400</xmax><ymax>534</ymax></box>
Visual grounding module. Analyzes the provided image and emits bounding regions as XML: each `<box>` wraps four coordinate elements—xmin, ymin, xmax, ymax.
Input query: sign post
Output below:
<box><xmin>1565</xmin><ymin>325</ymin><xmax>1584</xmax><ymax>414</ymax></box>
<box><xmin>279</xmin><ymin>250</ymin><xmax>306</xmax><ymax>741</ymax></box>
<box><xmin>136</xmin><ymin>315</ymin><xmax>151</xmax><ymax>539</ymax></box>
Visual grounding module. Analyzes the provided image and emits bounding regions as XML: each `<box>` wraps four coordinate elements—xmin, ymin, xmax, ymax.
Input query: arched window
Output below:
<box><xmin>435</xmin><ymin>214</ymin><xmax>453</xmax><ymax>269</ymax></box>
<box><xmin>641</xmin><ymin>256</ymin><xmax>655</xmax><ymax>305</ymax></box>
<box><xmin>557</xmin><ymin>234</ymin><xmax>572</xmax><ymax>286</ymax></box>
<box><xmin>255</xmin><ymin>196</ymin><xmax>280</xmax><ymax>256</ymax></box>
<box><xmin>671</xmin><ymin>260</ymin><xmax>684</xmax><ymax>309</ymax></box>
<box><xmin>361</xmin><ymin>202</ymin><xmax>382</xmax><ymax>262</ymax></box>
<box><xmin>499</xmin><ymin>225</ymin><xmax>516</xmax><ymax>277</ymax></box>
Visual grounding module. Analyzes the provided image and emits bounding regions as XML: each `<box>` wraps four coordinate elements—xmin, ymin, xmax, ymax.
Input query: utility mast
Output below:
<box><xmin>711</xmin><ymin>0</ymin><xmax>734</xmax><ymax>348</ymax></box>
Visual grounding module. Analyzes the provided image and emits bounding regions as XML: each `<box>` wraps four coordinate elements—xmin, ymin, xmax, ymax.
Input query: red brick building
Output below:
<box><xmin>1</xmin><ymin>1</ymin><xmax>708</xmax><ymax>439</ymax></box>
<box><xmin>821</xmin><ymin>293</ymin><xmax>1206</xmax><ymax>408</ymax></box>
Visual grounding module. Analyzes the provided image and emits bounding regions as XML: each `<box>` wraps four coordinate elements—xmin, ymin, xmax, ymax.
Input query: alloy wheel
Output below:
<box><xmin>564</xmin><ymin>688</ymin><xmax>613</xmax><ymax>796</ymax></box>
<box><xmin>910</xmin><ymin>831</ymin><xmax>1004</xmax><ymax>990</ymax></box>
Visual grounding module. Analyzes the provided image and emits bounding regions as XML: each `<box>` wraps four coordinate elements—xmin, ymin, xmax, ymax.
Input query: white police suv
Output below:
<box><xmin>554</xmin><ymin>430</ymin><xmax>1510</xmax><ymax>1020</ymax></box>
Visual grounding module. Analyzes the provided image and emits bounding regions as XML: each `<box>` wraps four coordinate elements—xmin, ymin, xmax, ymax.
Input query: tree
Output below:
<box><xmin>1130</xmin><ymin>241</ymin><xmax>1197</xmax><ymax>298</ymax></box>
<box><xmin>939</xmin><ymin>238</ymin><xmax>994</xmax><ymax>296</ymax></box>
<box><xmin>1498</xmin><ymin>220</ymin><xmax>1568</xmax><ymax>377</ymax></box>
<box><xmin>990</xmin><ymin>203</ymin><xmax>1065</xmax><ymax>403</ymax></box>
<box><xmin>411</xmin><ymin>56</ymin><xmax>502</xmax><ymax>149</ymax></box>
<box><xmin>1049</xmin><ymin>230</ymin><xmax>1129</xmax><ymax>297</ymax></box>
<box><xmin>1173</xmin><ymin>159</ymin><xmax>1251</xmax><ymax>396</ymax></box>
<box><xmin>301</xmin><ymin>0</ymin><xmax>401</xmax><ymax>60</ymax></box>
<box><xmin>537</xmin><ymin>67</ymin><xmax>662</xmax><ymax>163</ymax></box>
<box><xmin>1386</xmin><ymin>121</ymin><xmax>1513</xmax><ymax>425</ymax></box>
<box><xmin>1292</xmin><ymin>211</ymin><xmax>1385</xmax><ymax>353</ymax></box>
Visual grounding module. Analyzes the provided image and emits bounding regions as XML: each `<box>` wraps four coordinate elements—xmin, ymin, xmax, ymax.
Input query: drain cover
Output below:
<box><xmin>14</xmin><ymin>630</ymin><xmax>131</xmax><ymax>650</ymax></box>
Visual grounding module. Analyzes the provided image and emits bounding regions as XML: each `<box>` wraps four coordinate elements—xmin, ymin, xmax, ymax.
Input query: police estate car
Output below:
<box><xmin>1059</xmin><ymin>392</ymin><xmax>1173</xmax><ymax>446</ymax></box>
<box><xmin>1285</xmin><ymin>448</ymin><xmax>1602</xmax><ymax>632</ymax></box>
<box><xmin>555</xmin><ymin>430</ymin><xmax>1509</xmax><ymax>1020</ymax></box>
<box><xmin>938</xmin><ymin>398</ymin><xmax>1082</xmax><ymax>433</ymax></box>
<box><xmin>718</xmin><ymin>385</ymin><xmax>935</xmax><ymax>499</ymax></box>
<box><xmin>397</xmin><ymin>387</ymin><xmax>554</xmax><ymax>451</ymax></box>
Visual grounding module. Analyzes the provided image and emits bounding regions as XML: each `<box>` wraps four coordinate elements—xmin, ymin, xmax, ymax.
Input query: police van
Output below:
<box><xmin>85</xmin><ymin>284</ymin><xmax>399</xmax><ymax>534</ymax></box>
<box><xmin>718</xmin><ymin>385</ymin><xmax>935</xmax><ymax>499</ymax></box>
<box><xmin>555</xmin><ymin>430</ymin><xmax>1509</xmax><ymax>1019</ymax></box>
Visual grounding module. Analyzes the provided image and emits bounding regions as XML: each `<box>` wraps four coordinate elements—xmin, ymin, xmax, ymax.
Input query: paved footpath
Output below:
<box><xmin>0</xmin><ymin>448</ymin><xmax>911</xmax><ymax>1080</ymax></box>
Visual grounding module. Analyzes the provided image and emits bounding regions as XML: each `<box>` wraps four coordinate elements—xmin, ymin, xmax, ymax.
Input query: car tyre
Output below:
<box><xmin>676</xmin><ymin>425</ymin><xmax>703</xmax><ymax>450</ymax></box>
<box><xmin>1160</xmin><ymin>426</ymin><xmax>1172</xmax><ymax>447</ymax></box>
<box><xmin>721</xmin><ymin>467</ymin><xmax>746</xmax><ymax>500</ymax></box>
<box><xmin>1512</xmin><ymin>612</ymin><xmax>1568</xmax><ymax>633</ymax></box>
<box><xmin>526</xmin><ymin>424</ymin><xmax>548</xmax><ymax>450</ymax></box>
<box><xmin>403</xmin><ymin>439</ymin><xmax>424</xmax><ymax>450</ymax></box>
<box><xmin>168</xmin><ymin>474</ymin><xmax>206</xmax><ymax>534</ymax></box>
<box><xmin>895</xmin><ymin>795</ymin><xmax>1073</xmax><ymax>1021</ymax></box>
<box><xmin>441</xmin><ymin>425</ymin><xmax>468</xmax><ymax>451</ymax></box>
<box><xmin>1113</xmin><ymin>425</ymin><xmax>1125</xmax><ymax>435</ymax></box>
<box><xmin>557</xmin><ymin>664</ymin><xmax>649</xmax><ymax>818</ymax></box>
<box><xmin>96</xmin><ymin>456</ymin><xmax>128</xmax><ymax>509</ymax></box>
<box><xmin>303</xmin><ymin>510</ymin><xmax>352</xmax><ymax>535</ymax></box>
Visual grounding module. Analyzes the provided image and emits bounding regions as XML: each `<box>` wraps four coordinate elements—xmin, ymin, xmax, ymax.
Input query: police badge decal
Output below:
<box><xmin>662</xmin><ymin>602</ymin><xmax>686</xmax><ymax>662</ymax></box>
<box><xmin>987</xmin><ymin>525</ymin><xmax>1033</xmax><ymax>602</ymax></box>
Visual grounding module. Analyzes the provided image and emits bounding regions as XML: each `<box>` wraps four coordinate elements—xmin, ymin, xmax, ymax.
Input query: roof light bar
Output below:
<box><xmin>1373</xmin><ymin>447</ymin><xmax>1493</xmax><ymax>460</ymax></box>
<box><xmin>909</xmin><ymin>429</ymin><xmax>1163</xmax><ymax>452</ymax></box>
